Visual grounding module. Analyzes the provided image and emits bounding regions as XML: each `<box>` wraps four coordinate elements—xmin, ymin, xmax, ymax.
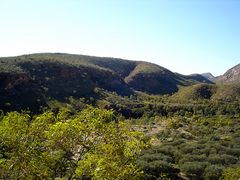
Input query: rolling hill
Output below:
<box><xmin>170</xmin><ymin>83</ymin><xmax>217</xmax><ymax>102</ymax></box>
<box><xmin>170</xmin><ymin>83</ymin><xmax>240</xmax><ymax>103</ymax></box>
<box><xmin>211</xmin><ymin>83</ymin><xmax>240</xmax><ymax>102</ymax></box>
<box><xmin>0</xmin><ymin>53</ymin><xmax>213</xmax><ymax>112</ymax></box>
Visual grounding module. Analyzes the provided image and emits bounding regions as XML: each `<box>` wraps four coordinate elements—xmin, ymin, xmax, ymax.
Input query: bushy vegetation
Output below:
<box><xmin>1</xmin><ymin>94</ymin><xmax>240</xmax><ymax>179</ymax></box>
<box><xmin>171</xmin><ymin>83</ymin><xmax>216</xmax><ymax>101</ymax></box>
<box><xmin>1</xmin><ymin>53</ymin><xmax>240</xmax><ymax>179</ymax></box>
<box><xmin>0</xmin><ymin>53</ymin><xmax>213</xmax><ymax>113</ymax></box>
<box><xmin>0</xmin><ymin>107</ymin><xmax>149</xmax><ymax>179</ymax></box>
<box><xmin>135</xmin><ymin>115</ymin><xmax>240</xmax><ymax>179</ymax></box>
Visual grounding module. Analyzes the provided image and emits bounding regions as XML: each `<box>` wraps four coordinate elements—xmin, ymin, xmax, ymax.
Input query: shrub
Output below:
<box><xmin>221</xmin><ymin>154</ymin><xmax>238</xmax><ymax>165</ymax></box>
<box><xmin>221</xmin><ymin>166</ymin><xmax>240</xmax><ymax>180</ymax></box>
<box><xmin>139</xmin><ymin>153</ymin><xmax>173</xmax><ymax>163</ymax></box>
<box><xmin>147</xmin><ymin>160</ymin><xmax>178</xmax><ymax>174</ymax></box>
<box><xmin>208</xmin><ymin>154</ymin><xmax>225</xmax><ymax>164</ymax></box>
<box><xmin>179</xmin><ymin>154</ymin><xmax>207</xmax><ymax>164</ymax></box>
<box><xmin>204</xmin><ymin>165</ymin><xmax>224</xmax><ymax>180</ymax></box>
<box><xmin>180</xmin><ymin>161</ymin><xmax>210</xmax><ymax>178</ymax></box>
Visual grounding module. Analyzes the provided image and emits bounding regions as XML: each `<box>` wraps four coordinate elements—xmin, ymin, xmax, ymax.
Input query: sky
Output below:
<box><xmin>0</xmin><ymin>0</ymin><xmax>239</xmax><ymax>76</ymax></box>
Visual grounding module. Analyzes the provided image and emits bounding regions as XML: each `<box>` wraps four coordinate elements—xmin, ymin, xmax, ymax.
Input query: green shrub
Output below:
<box><xmin>204</xmin><ymin>165</ymin><xmax>224</xmax><ymax>180</ymax></box>
<box><xmin>180</xmin><ymin>161</ymin><xmax>210</xmax><ymax>178</ymax></box>
<box><xmin>221</xmin><ymin>166</ymin><xmax>240</xmax><ymax>180</ymax></box>
<box><xmin>147</xmin><ymin>160</ymin><xmax>177</xmax><ymax>174</ymax></box>
<box><xmin>139</xmin><ymin>153</ymin><xmax>173</xmax><ymax>163</ymax></box>
<box><xmin>221</xmin><ymin>154</ymin><xmax>238</xmax><ymax>165</ymax></box>
<box><xmin>208</xmin><ymin>154</ymin><xmax>225</xmax><ymax>164</ymax></box>
<box><xmin>179</xmin><ymin>154</ymin><xmax>207</xmax><ymax>164</ymax></box>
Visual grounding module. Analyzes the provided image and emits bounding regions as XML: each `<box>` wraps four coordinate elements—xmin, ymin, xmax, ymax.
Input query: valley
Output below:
<box><xmin>0</xmin><ymin>53</ymin><xmax>240</xmax><ymax>179</ymax></box>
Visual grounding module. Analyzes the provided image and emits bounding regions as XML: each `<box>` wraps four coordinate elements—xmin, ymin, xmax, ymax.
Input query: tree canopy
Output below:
<box><xmin>0</xmin><ymin>107</ymin><xmax>150</xmax><ymax>179</ymax></box>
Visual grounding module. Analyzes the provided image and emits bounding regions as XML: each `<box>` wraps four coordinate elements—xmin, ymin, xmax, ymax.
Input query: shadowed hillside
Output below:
<box><xmin>0</xmin><ymin>53</ymin><xmax>212</xmax><ymax>112</ymax></box>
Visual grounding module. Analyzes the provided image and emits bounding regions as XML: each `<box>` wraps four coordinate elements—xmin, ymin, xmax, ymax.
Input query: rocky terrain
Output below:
<box><xmin>201</xmin><ymin>72</ymin><xmax>216</xmax><ymax>82</ymax></box>
<box><xmin>217</xmin><ymin>64</ymin><xmax>240</xmax><ymax>83</ymax></box>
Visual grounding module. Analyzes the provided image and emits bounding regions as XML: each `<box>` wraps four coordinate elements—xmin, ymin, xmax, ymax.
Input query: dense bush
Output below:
<box><xmin>204</xmin><ymin>165</ymin><xmax>224</xmax><ymax>180</ymax></box>
<box><xmin>0</xmin><ymin>107</ymin><xmax>149</xmax><ymax>179</ymax></box>
<box><xmin>221</xmin><ymin>166</ymin><xmax>240</xmax><ymax>180</ymax></box>
<box><xmin>180</xmin><ymin>161</ymin><xmax>210</xmax><ymax>178</ymax></box>
<box><xmin>136</xmin><ymin>113</ymin><xmax>240</xmax><ymax>179</ymax></box>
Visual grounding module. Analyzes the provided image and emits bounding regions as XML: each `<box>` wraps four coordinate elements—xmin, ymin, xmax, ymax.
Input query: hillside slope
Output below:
<box><xmin>201</xmin><ymin>72</ymin><xmax>216</xmax><ymax>82</ymax></box>
<box><xmin>170</xmin><ymin>83</ymin><xmax>240</xmax><ymax>103</ymax></box>
<box><xmin>217</xmin><ymin>64</ymin><xmax>240</xmax><ymax>83</ymax></box>
<box><xmin>170</xmin><ymin>83</ymin><xmax>217</xmax><ymax>102</ymax></box>
<box><xmin>0</xmin><ymin>53</ymin><xmax>212</xmax><ymax>112</ymax></box>
<box><xmin>211</xmin><ymin>83</ymin><xmax>240</xmax><ymax>102</ymax></box>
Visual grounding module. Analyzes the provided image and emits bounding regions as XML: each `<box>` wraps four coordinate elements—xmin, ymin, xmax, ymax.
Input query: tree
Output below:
<box><xmin>0</xmin><ymin>107</ymin><xmax>150</xmax><ymax>179</ymax></box>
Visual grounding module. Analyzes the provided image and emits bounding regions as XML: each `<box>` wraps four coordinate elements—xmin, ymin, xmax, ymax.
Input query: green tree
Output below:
<box><xmin>0</xmin><ymin>107</ymin><xmax>150</xmax><ymax>179</ymax></box>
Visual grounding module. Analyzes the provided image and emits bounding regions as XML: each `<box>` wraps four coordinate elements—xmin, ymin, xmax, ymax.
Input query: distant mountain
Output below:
<box><xmin>0</xmin><ymin>53</ymin><xmax>212</xmax><ymax>112</ymax></box>
<box><xmin>201</xmin><ymin>73</ymin><xmax>216</xmax><ymax>82</ymax></box>
<box><xmin>217</xmin><ymin>64</ymin><xmax>240</xmax><ymax>83</ymax></box>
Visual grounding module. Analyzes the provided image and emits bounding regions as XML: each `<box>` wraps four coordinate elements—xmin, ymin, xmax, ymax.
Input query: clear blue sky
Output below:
<box><xmin>0</xmin><ymin>0</ymin><xmax>239</xmax><ymax>75</ymax></box>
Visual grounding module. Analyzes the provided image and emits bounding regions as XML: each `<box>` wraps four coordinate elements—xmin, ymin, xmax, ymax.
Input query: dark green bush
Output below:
<box><xmin>208</xmin><ymin>154</ymin><xmax>225</xmax><ymax>164</ymax></box>
<box><xmin>204</xmin><ymin>165</ymin><xmax>224</xmax><ymax>180</ymax></box>
<box><xmin>179</xmin><ymin>154</ymin><xmax>207</xmax><ymax>164</ymax></box>
<box><xmin>180</xmin><ymin>161</ymin><xmax>210</xmax><ymax>178</ymax></box>
<box><xmin>139</xmin><ymin>153</ymin><xmax>173</xmax><ymax>163</ymax></box>
<box><xmin>221</xmin><ymin>154</ymin><xmax>238</xmax><ymax>165</ymax></box>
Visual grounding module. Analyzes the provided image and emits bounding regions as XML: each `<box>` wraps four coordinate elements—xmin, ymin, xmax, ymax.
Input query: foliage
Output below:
<box><xmin>0</xmin><ymin>53</ymin><xmax>219</xmax><ymax>113</ymax></box>
<box><xmin>204</xmin><ymin>165</ymin><xmax>224</xmax><ymax>180</ymax></box>
<box><xmin>135</xmin><ymin>114</ymin><xmax>240</xmax><ymax>179</ymax></box>
<box><xmin>171</xmin><ymin>83</ymin><xmax>216</xmax><ymax>102</ymax></box>
<box><xmin>221</xmin><ymin>166</ymin><xmax>240</xmax><ymax>180</ymax></box>
<box><xmin>180</xmin><ymin>161</ymin><xmax>210</xmax><ymax>178</ymax></box>
<box><xmin>0</xmin><ymin>107</ymin><xmax>149</xmax><ymax>179</ymax></box>
<box><xmin>1</xmin><ymin>53</ymin><xmax>240</xmax><ymax>179</ymax></box>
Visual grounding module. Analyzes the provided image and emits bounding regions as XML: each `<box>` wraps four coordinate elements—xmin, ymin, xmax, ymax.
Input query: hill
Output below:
<box><xmin>0</xmin><ymin>53</ymin><xmax>212</xmax><ymax>112</ymax></box>
<box><xmin>170</xmin><ymin>83</ymin><xmax>240</xmax><ymax>103</ymax></box>
<box><xmin>211</xmin><ymin>83</ymin><xmax>240</xmax><ymax>102</ymax></box>
<box><xmin>201</xmin><ymin>72</ymin><xmax>216</xmax><ymax>82</ymax></box>
<box><xmin>217</xmin><ymin>64</ymin><xmax>240</xmax><ymax>83</ymax></box>
<box><xmin>170</xmin><ymin>83</ymin><xmax>217</xmax><ymax>102</ymax></box>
